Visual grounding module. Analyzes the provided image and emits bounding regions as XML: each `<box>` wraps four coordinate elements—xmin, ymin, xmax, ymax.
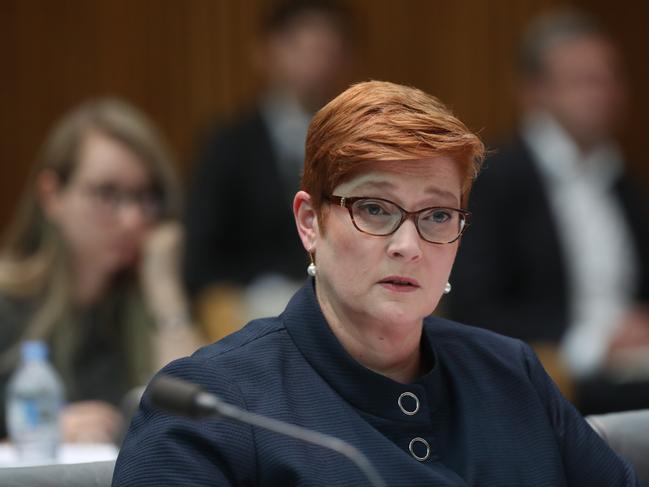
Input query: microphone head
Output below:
<box><xmin>148</xmin><ymin>375</ymin><xmax>205</xmax><ymax>418</ymax></box>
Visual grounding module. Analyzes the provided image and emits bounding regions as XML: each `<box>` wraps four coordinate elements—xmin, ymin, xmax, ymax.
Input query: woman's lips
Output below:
<box><xmin>378</xmin><ymin>276</ymin><xmax>420</xmax><ymax>292</ymax></box>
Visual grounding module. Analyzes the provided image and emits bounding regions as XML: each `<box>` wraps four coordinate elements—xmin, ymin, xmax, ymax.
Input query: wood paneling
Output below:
<box><xmin>1</xmin><ymin>0</ymin><xmax>648</xmax><ymax>231</ymax></box>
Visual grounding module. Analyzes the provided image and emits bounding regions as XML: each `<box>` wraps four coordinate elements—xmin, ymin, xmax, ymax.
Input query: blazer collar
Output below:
<box><xmin>282</xmin><ymin>279</ymin><xmax>444</xmax><ymax>423</ymax></box>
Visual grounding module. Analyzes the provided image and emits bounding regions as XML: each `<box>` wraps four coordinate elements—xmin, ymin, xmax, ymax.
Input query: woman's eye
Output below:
<box><xmin>425</xmin><ymin>210</ymin><xmax>452</xmax><ymax>223</ymax></box>
<box><xmin>95</xmin><ymin>185</ymin><xmax>121</xmax><ymax>204</ymax></box>
<box><xmin>358</xmin><ymin>202</ymin><xmax>391</xmax><ymax>216</ymax></box>
<box><xmin>367</xmin><ymin>204</ymin><xmax>386</xmax><ymax>215</ymax></box>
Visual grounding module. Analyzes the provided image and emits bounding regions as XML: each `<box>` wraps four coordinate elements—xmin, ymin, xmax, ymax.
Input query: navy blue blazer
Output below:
<box><xmin>113</xmin><ymin>281</ymin><xmax>638</xmax><ymax>486</ymax></box>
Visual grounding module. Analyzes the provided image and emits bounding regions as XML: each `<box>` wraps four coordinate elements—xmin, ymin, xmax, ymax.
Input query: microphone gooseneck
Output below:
<box><xmin>149</xmin><ymin>375</ymin><xmax>387</xmax><ymax>487</ymax></box>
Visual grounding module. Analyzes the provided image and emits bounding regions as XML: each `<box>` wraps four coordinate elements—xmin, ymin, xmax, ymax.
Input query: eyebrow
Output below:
<box><xmin>349</xmin><ymin>180</ymin><xmax>459</xmax><ymax>203</ymax></box>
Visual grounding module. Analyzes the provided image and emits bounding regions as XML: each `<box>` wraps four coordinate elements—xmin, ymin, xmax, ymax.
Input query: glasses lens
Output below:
<box><xmin>86</xmin><ymin>183</ymin><xmax>160</xmax><ymax>219</ymax></box>
<box><xmin>418</xmin><ymin>208</ymin><xmax>465</xmax><ymax>243</ymax></box>
<box><xmin>136</xmin><ymin>193</ymin><xmax>161</xmax><ymax>219</ymax></box>
<box><xmin>351</xmin><ymin>199</ymin><xmax>401</xmax><ymax>235</ymax></box>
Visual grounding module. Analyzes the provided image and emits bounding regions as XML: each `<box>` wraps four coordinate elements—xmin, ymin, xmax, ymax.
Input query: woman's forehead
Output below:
<box><xmin>74</xmin><ymin>131</ymin><xmax>150</xmax><ymax>182</ymax></box>
<box><xmin>334</xmin><ymin>158</ymin><xmax>462</xmax><ymax>198</ymax></box>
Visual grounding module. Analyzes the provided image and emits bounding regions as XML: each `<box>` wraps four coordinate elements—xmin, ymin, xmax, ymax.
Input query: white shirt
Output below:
<box><xmin>522</xmin><ymin>112</ymin><xmax>638</xmax><ymax>378</ymax></box>
<box><xmin>260</xmin><ymin>91</ymin><xmax>312</xmax><ymax>191</ymax></box>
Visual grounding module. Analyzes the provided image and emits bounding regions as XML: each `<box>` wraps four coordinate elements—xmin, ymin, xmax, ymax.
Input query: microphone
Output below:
<box><xmin>149</xmin><ymin>375</ymin><xmax>386</xmax><ymax>487</ymax></box>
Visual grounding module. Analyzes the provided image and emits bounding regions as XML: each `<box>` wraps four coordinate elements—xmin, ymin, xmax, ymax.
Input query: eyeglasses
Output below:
<box><xmin>326</xmin><ymin>195</ymin><xmax>470</xmax><ymax>244</ymax></box>
<box><xmin>78</xmin><ymin>183</ymin><xmax>161</xmax><ymax>219</ymax></box>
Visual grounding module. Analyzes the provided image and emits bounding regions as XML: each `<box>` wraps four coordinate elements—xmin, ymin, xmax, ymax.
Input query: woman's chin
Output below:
<box><xmin>372</xmin><ymin>303</ymin><xmax>426</xmax><ymax>331</ymax></box>
<box><xmin>99</xmin><ymin>248</ymin><xmax>138</xmax><ymax>275</ymax></box>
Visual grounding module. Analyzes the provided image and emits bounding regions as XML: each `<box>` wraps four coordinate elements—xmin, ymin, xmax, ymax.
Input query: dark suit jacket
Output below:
<box><xmin>114</xmin><ymin>281</ymin><xmax>637</xmax><ymax>486</ymax></box>
<box><xmin>184</xmin><ymin>107</ymin><xmax>307</xmax><ymax>298</ymax></box>
<box><xmin>447</xmin><ymin>136</ymin><xmax>649</xmax><ymax>343</ymax></box>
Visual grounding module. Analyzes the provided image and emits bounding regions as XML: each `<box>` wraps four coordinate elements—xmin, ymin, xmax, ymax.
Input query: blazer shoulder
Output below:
<box><xmin>155</xmin><ymin>317</ymin><xmax>290</xmax><ymax>398</ymax></box>
<box><xmin>192</xmin><ymin>316</ymin><xmax>287</xmax><ymax>363</ymax></box>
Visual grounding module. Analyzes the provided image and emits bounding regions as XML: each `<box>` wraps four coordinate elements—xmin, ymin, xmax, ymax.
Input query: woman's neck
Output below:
<box><xmin>317</xmin><ymin>292</ymin><xmax>425</xmax><ymax>384</ymax></box>
<box><xmin>71</xmin><ymin>258</ymin><xmax>112</xmax><ymax>307</ymax></box>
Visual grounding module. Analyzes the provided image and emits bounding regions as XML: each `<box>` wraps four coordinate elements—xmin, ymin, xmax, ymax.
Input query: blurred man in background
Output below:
<box><xmin>184</xmin><ymin>0</ymin><xmax>355</xmax><ymax>340</ymax></box>
<box><xmin>447</xmin><ymin>9</ymin><xmax>649</xmax><ymax>414</ymax></box>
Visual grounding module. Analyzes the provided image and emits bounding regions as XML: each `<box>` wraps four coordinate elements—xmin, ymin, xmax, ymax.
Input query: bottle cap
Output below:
<box><xmin>21</xmin><ymin>341</ymin><xmax>48</xmax><ymax>361</ymax></box>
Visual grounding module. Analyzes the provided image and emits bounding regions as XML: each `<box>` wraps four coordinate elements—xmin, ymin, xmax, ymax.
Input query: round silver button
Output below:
<box><xmin>397</xmin><ymin>392</ymin><xmax>420</xmax><ymax>416</ymax></box>
<box><xmin>408</xmin><ymin>437</ymin><xmax>431</xmax><ymax>462</ymax></box>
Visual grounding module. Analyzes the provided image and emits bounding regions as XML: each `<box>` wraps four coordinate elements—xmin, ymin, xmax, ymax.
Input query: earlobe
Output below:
<box><xmin>293</xmin><ymin>190</ymin><xmax>318</xmax><ymax>251</ymax></box>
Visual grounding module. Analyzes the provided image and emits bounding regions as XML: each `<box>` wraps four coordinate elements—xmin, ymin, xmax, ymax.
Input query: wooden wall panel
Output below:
<box><xmin>1</xmin><ymin>0</ymin><xmax>648</xmax><ymax>233</ymax></box>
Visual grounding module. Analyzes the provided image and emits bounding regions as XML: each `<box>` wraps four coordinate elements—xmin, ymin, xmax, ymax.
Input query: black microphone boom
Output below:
<box><xmin>149</xmin><ymin>375</ymin><xmax>387</xmax><ymax>487</ymax></box>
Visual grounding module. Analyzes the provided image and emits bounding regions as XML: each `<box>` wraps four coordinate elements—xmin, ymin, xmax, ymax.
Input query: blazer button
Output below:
<box><xmin>409</xmin><ymin>437</ymin><xmax>431</xmax><ymax>462</ymax></box>
<box><xmin>398</xmin><ymin>391</ymin><xmax>420</xmax><ymax>416</ymax></box>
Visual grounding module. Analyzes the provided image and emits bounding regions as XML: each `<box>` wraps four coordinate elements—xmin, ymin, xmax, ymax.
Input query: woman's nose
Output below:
<box><xmin>116</xmin><ymin>202</ymin><xmax>150</xmax><ymax>231</ymax></box>
<box><xmin>386</xmin><ymin>219</ymin><xmax>423</xmax><ymax>261</ymax></box>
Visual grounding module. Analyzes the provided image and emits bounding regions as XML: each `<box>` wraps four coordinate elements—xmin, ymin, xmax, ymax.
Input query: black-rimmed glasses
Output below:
<box><xmin>78</xmin><ymin>182</ymin><xmax>161</xmax><ymax>220</ymax></box>
<box><xmin>326</xmin><ymin>195</ymin><xmax>470</xmax><ymax>244</ymax></box>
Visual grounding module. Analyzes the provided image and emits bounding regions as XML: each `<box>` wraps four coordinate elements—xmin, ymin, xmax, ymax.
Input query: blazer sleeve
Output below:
<box><xmin>521</xmin><ymin>342</ymin><xmax>640</xmax><ymax>486</ymax></box>
<box><xmin>112</xmin><ymin>358</ymin><xmax>257</xmax><ymax>486</ymax></box>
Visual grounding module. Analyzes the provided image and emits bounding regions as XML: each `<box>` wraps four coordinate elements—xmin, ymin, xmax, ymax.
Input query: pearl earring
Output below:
<box><xmin>444</xmin><ymin>282</ymin><xmax>452</xmax><ymax>294</ymax></box>
<box><xmin>307</xmin><ymin>252</ymin><xmax>316</xmax><ymax>277</ymax></box>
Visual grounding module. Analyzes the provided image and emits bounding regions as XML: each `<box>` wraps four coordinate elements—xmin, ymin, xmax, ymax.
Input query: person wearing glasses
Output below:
<box><xmin>0</xmin><ymin>99</ymin><xmax>201</xmax><ymax>444</ymax></box>
<box><xmin>114</xmin><ymin>81</ymin><xmax>637</xmax><ymax>485</ymax></box>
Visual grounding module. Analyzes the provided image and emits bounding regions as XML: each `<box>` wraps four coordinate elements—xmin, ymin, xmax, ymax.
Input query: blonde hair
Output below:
<box><xmin>0</xmin><ymin>98</ymin><xmax>180</xmax><ymax>376</ymax></box>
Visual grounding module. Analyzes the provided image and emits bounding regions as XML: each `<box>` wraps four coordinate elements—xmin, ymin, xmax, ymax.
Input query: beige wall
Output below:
<box><xmin>1</xmin><ymin>0</ymin><xmax>648</xmax><ymax>230</ymax></box>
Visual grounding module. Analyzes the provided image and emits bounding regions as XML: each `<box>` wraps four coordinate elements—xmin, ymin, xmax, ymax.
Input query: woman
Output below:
<box><xmin>0</xmin><ymin>99</ymin><xmax>199</xmax><ymax>443</ymax></box>
<box><xmin>114</xmin><ymin>82</ymin><xmax>637</xmax><ymax>485</ymax></box>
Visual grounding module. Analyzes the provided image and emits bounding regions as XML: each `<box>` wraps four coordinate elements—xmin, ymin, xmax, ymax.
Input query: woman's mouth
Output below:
<box><xmin>378</xmin><ymin>276</ymin><xmax>420</xmax><ymax>292</ymax></box>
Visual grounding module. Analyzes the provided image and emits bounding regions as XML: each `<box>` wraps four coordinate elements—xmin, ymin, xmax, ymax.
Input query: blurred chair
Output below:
<box><xmin>0</xmin><ymin>460</ymin><xmax>115</xmax><ymax>486</ymax></box>
<box><xmin>587</xmin><ymin>409</ymin><xmax>649</xmax><ymax>484</ymax></box>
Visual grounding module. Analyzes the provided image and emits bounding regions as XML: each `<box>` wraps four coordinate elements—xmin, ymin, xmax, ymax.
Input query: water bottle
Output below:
<box><xmin>6</xmin><ymin>341</ymin><xmax>64</xmax><ymax>462</ymax></box>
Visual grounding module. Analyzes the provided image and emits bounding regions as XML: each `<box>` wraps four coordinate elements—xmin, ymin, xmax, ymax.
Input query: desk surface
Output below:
<box><xmin>0</xmin><ymin>443</ymin><xmax>118</xmax><ymax>468</ymax></box>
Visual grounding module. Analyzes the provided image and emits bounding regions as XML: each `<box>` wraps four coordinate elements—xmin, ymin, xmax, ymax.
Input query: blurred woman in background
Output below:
<box><xmin>0</xmin><ymin>99</ymin><xmax>201</xmax><ymax>443</ymax></box>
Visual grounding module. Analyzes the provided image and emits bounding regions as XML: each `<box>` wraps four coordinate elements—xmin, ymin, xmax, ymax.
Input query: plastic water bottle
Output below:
<box><xmin>6</xmin><ymin>341</ymin><xmax>64</xmax><ymax>462</ymax></box>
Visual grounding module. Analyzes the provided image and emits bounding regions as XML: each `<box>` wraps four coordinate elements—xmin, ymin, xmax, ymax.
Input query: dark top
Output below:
<box><xmin>447</xmin><ymin>136</ymin><xmax>649</xmax><ymax>343</ymax></box>
<box><xmin>114</xmin><ymin>280</ymin><xmax>638</xmax><ymax>486</ymax></box>
<box><xmin>0</xmin><ymin>287</ymin><xmax>153</xmax><ymax>437</ymax></box>
<box><xmin>183</xmin><ymin>107</ymin><xmax>306</xmax><ymax>298</ymax></box>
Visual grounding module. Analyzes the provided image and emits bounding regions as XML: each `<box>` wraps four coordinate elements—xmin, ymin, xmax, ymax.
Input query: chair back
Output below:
<box><xmin>587</xmin><ymin>409</ymin><xmax>649</xmax><ymax>485</ymax></box>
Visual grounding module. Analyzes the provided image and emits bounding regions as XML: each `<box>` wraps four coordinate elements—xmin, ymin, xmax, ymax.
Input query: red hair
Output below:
<box><xmin>301</xmin><ymin>80</ymin><xmax>485</xmax><ymax>225</ymax></box>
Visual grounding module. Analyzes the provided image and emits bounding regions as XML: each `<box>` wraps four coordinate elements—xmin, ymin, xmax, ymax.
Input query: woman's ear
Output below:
<box><xmin>36</xmin><ymin>169</ymin><xmax>63</xmax><ymax>220</ymax></box>
<box><xmin>293</xmin><ymin>190</ymin><xmax>318</xmax><ymax>251</ymax></box>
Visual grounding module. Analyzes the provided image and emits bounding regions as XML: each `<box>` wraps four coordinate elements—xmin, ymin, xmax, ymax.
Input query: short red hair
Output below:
<box><xmin>301</xmin><ymin>80</ymin><xmax>485</xmax><ymax>224</ymax></box>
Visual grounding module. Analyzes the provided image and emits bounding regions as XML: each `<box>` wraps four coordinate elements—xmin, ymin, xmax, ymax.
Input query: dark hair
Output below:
<box><xmin>518</xmin><ymin>9</ymin><xmax>603</xmax><ymax>78</ymax></box>
<box><xmin>262</xmin><ymin>0</ymin><xmax>353</xmax><ymax>40</ymax></box>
